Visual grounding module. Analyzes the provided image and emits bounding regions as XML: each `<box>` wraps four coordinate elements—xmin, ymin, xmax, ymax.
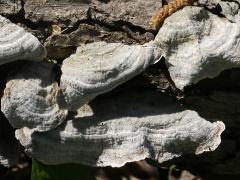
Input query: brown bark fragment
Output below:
<box><xmin>24</xmin><ymin>0</ymin><xmax>162</xmax><ymax>28</ymax></box>
<box><xmin>0</xmin><ymin>0</ymin><xmax>22</xmax><ymax>16</ymax></box>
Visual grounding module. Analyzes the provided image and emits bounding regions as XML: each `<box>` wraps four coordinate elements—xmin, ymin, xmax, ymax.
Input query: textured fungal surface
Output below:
<box><xmin>60</xmin><ymin>41</ymin><xmax>161</xmax><ymax>110</ymax></box>
<box><xmin>1</xmin><ymin>0</ymin><xmax>237</xmax><ymax>172</ymax></box>
<box><xmin>0</xmin><ymin>113</ymin><xmax>20</xmax><ymax>167</ymax></box>
<box><xmin>155</xmin><ymin>6</ymin><xmax>240</xmax><ymax>90</ymax></box>
<box><xmin>149</xmin><ymin>0</ymin><xmax>195</xmax><ymax>30</ymax></box>
<box><xmin>16</xmin><ymin>90</ymin><xmax>225</xmax><ymax>167</ymax></box>
<box><xmin>0</xmin><ymin>15</ymin><xmax>46</xmax><ymax>65</ymax></box>
<box><xmin>1</xmin><ymin>62</ymin><xmax>68</xmax><ymax>132</ymax></box>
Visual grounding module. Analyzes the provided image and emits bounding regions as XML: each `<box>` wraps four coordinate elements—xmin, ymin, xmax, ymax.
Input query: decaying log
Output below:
<box><xmin>0</xmin><ymin>1</ymin><xmax>240</xmax><ymax>176</ymax></box>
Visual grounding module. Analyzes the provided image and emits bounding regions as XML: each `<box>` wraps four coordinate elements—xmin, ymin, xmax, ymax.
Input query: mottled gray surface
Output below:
<box><xmin>0</xmin><ymin>15</ymin><xmax>46</xmax><ymax>65</ymax></box>
<box><xmin>1</xmin><ymin>62</ymin><xmax>68</xmax><ymax>132</ymax></box>
<box><xmin>60</xmin><ymin>41</ymin><xmax>161</xmax><ymax>110</ymax></box>
<box><xmin>16</xmin><ymin>90</ymin><xmax>224</xmax><ymax>167</ymax></box>
<box><xmin>155</xmin><ymin>6</ymin><xmax>240</xmax><ymax>90</ymax></box>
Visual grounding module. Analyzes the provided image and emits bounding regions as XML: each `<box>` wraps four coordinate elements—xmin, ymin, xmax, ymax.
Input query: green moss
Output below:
<box><xmin>31</xmin><ymin>160</ymin><xmax>96</xmax><ymax>180</ymax></box>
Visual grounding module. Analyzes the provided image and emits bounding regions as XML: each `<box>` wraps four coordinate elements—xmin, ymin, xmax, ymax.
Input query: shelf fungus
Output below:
<box><xmin>1</xmin><ymin>62</ymin><xmax>68</xmax><ymax>132</ymax></box>
<box><xmin>60</xmin><ymin>41</ymin><xmax>161</xmax><ymax>110</ymax></box>
<box><xmin>155</xmin><ymin>6</ymin><xmax>240</xmax><ymax>90</ymax></box>
<box><xmin>16</xmin><ymin>90</ymin><xmax>225</xmax><ymax>167</ymax></box>
<box><xmin>0</xmin><ymin>113</ymin><xmax>20</xmax><ymax>167</ymax></box>
<box><xmin>0</xmin><ymin>15</ymin><xmax>46</xmax><ymax>65</ymax></box>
